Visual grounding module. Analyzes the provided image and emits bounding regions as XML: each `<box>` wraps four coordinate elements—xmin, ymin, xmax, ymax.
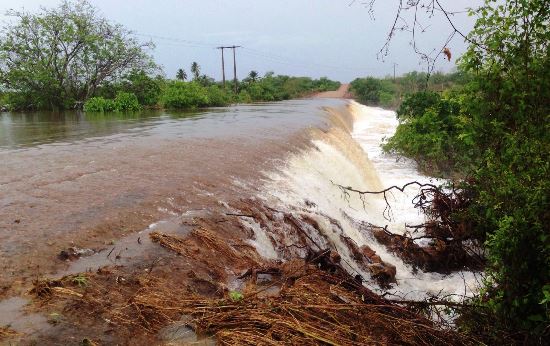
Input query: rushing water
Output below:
<box><xmin>258</xmin><ymin>101</ymin><xmax>479</xmax><ymax>300</ymax></box>
<box><xmin>0</xmin><ymin>99</ymin><xmax>478</xmax><ymax>337</ymax></box>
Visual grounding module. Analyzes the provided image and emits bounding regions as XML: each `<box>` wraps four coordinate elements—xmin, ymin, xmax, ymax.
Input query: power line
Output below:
<box><xmin>131</xmin><ymin>31</ymin><xmax>386</xmax><ymax>75</ymax></box>
<box><xmin>132</xmin><ymin>32</ymin><xmax>219</xmax><ymax>48</ymax></box>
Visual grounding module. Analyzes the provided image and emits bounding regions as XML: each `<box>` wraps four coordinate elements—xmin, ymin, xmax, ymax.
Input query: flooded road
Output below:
<box><xmin>0</xmin><ymin>99</ymin><xmax>479</xmax><ymax>343</ymax></box>
<box><xmin>0</xmin><ymin>100</ymin><xmax>339</xmax><ymax>298</ymax></box>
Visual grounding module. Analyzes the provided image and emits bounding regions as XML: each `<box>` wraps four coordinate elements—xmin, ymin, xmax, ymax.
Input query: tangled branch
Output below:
<box><xmin>352</xmin><ymin>0</ymin><xmax>487</xmax><ymax>85</ymax></box>
<box><xmin>333</xmin><ymin>180</ymin><xmax>485</xmax><ymax>272</ymax></box>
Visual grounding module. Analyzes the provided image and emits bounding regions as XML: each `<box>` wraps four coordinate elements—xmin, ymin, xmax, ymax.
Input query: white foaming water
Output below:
<box><xmin>259</xmin><ymin>101</ymin><xmax>479</xmax><ymax>300</ymax></box>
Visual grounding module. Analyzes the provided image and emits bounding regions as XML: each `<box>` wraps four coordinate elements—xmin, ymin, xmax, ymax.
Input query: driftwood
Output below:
<box><xmin>334</xmin><ymin>181</ymin><xmax>485</xmax><ymax>273</ymax></box>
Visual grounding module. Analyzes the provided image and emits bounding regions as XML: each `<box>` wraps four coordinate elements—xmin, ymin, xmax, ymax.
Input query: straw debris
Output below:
<box><xmin>26</xmin><ymin>225</ymin><xmax>477</xmax><ymax>345</ymax></box>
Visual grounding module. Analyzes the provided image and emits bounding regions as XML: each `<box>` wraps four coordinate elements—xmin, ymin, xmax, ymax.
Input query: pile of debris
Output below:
<box><xmin>27</xmin><ymin>230</ymin><xmax>477</xmax><ymax>345</ymax></box>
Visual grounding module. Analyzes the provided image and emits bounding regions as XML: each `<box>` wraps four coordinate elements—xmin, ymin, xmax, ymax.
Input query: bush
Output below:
<box><xmin>383</xmin><ymin>94</ymin><xmax>470</xmax><ymax>175</ymax></box>
<box><xmin>313</xmin><ymin>77</ymin><xmax>341</xmax><ymax>92</ymax></box>
<box><xmin>121</xmin><ymin>70</ymin><xmax>163</xmax><ymax>106</ymax></box>
<box><xmin>206</xmin><ymin>85</ymin><xmax>231</xmax><ymax>107</ymax></box>
<box><xmin>350</xmin><ymin>77</ymin><xmax>384</xmax><ymax>105</ymax></box>
<box><xmin>84</xmin><ymin>92</ymin><xmax>140</xmax><ymax>112</ymax></box>
<box><xmin>239</xmin><ymin>74</ymin><xmax>341</xmax><ymax>102</ymax></box>
<box><xmin>83</xmin><ymin>96</ymin><xmax>114</xmax><ymax>112</ymax></box>
<box><xmin>237</xmin><ymin>90</ymin><xmax>252</xmax><ymax>103</ymax></box>
<box><xmin>161</xmin><ymin>81</ymin><xmax>210</xmax><ymax>109</ymax></box>
<box><xmin>379</xmin><ymin>91</ymin><xmax>395</xmax><ymax>108</ymax></box>
<box><xmin>397</xmin><ymin>91</ymin><xmax>441</xmax><ymax>119</ymax></box>
<box><xmin>383</xmin><ymin>1</ymin><xmax>550</xmax><ymax>339</ymax></box>
<box><xmin>113</xmin><ymin>92</ymin><xmax>141</xmax><ymax>111</ymax></box>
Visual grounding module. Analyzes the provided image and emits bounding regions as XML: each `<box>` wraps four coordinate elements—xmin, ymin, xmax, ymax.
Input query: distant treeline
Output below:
<box><xmin>0</xmin><ymin>1</ymin><xmax>340</xmax><ymax>112</ymax></box>
<box><xmin>0</xmin><ymin>66</ymin><xmax>341</xmax><ymax>112</ymax></box>
<box><xmin>350</xmin><ymin>71</ymin><xmax>469</xmax><ymax>109</ymax></box>
<box><xmin>78</xmin><ymin>70</ymin><xmax>341</xmax><ymax>112</ymax></box>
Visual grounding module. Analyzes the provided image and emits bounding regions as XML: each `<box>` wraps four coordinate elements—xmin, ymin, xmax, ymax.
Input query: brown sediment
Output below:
<box><xmin>5</xmin><ymin>186</ymin><xmax>482</xmax><ymax>344</ymax></box>
<box><xmin>0</xmin><ymin>326</ymin><xmax>19</xmax><ymax>339</ymax></box>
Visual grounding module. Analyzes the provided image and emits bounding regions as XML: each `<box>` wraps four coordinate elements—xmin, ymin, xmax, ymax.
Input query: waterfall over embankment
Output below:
<box><xmin>246</xmin><ymin>101</ymin><xmax>479</xmax><ymax>300</ymax></box>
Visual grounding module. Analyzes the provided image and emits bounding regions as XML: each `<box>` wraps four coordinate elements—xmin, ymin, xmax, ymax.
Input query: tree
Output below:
<box><xmin>350</xmin><ymin>77</ymin><xmax>382</xmax><ymax>104</ymax></box>
<box><xmin>191</xmin><ymin>62</ymin><xmax>201</xmax><ymax>80</ymax></box>
<box><xmin>0</xmin><ymin>0</ymin><xmax>155</xmax><ymax>110</ymax></box>
<box><xmin>371</xmin><ymin>0</ymin><xmax>549</xmax><ymax>339</ymax></box>
<box><xmin>176</xmin><ymin>68</ymin><xmax>187</xmax><ymax>81</ymax></box>
<box><xmin>458</xmin><ymin>0</ymin><xmax>550</xmax><ymax>334</ymax></box>
<box><xmin>248</xmin><ymin>70</ymin><xmax>259</xmax><ymax>82</ymax></box>
<box><xmin>120</xmin><ymin>70</ymin><xmax>162</xmax><ymax>106</ymax></box>
<box><xmin>197</xmin><ymin>74</ymin><xmax>215</xmax><ymax>87</ymax></box>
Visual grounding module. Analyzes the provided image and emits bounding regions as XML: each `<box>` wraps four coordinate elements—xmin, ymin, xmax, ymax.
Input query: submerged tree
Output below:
<box><xmin>0</xmin><ymin>0</ymin><xmax>155</xmax><ymax>110</ymax></box>
<box><xmin>176</xmin><ymin>68</ymin><xmax>187</xmax><ymax>81</ymax></box>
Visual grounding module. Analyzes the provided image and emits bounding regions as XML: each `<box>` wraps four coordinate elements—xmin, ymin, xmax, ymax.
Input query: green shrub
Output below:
<box><xmin>383</xmin><ymin>1</ymin><xmax>550</xmax><ymax>339</ymax></box>
<box><xmin>84</xmin><ymin>92</ymin><xmax>140</xmax><ymax>112</ymax></box>
<box><xmin>83</xmin><ymin>96</ymin><xmax>114</xmax><ymax>112</ymax></box>
<box><xmin>206</xmin><ymin>85</ymin><xmax>231</xmax><ymax>107</ymax></box>
<box><xmin>350</xmin><ymin>77</ymin><xmax>383</xmax><ymax>105</ymax></box>
<box><xmin>161</xmin><ymin>81</ymin><xmax>210</xmax><ymax>109</ymax></box>
<box><xmin>383</xmin><ymin>94</ymin><xmax>471</xmax><ymax>175</ymax></box>
<box><xmin>122</xmin><ymin>70</ymin><xmax>163</xmax><ymax>106</ymax></box>
<box><xmin>379</xmin><ymin>91</ymin><xmax>395</xmax><ymax>108</ymax></box>
<box><xmin>397</xmin><ymin>91</ymin><xmax>441</xmax><ymax>119</ymax></box>
<box><xmin>313</xmin><ymin>77</ymin><xmax>341</xmax><ymax>92</ymax></box>
<box><xmin>238</xmin><ymin>73</ymin><xmax>341</xmax><ymax>102</ymax></box>
<box><xmin>237</xmin><ymin>90</ymin><xmax>252</xmax><ymax>103</ymax></box>
<box><xmin>113</xmin><ymin>92</ymin><xmax>141</xmax><ymax>111</ymax></box>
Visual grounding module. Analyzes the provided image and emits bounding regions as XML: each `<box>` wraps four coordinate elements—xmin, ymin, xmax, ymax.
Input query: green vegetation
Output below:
<box><xmin>350</xmin><ymin>71</ymin><xmax>468</xmax><ymax>109</ymax></box>
<box><xmin>229</xmin><ymin>291</ymin><xmax>244</xmax><ymax>302</ymax></box>
<box><xmin>176</xmin><ymin>68</ymin><xmax>188</xmax><ymax>81</ymax></box>
<box><xmin>0</xmin><ymin>1</ymin><xmax>340</xmax><ymax>112</ymax></box>
<box><xmin>238</xmin><ymin>73</ymin><xmax>340</xmax><ymax>102</ymax></box>
<box><xmin>382</xmin><ymin>0</ymin><xmax>549</xmax><ymax>341</ymax></box>
<box><xmin>383</xmin><ymin>91</ymin><xmax>471</xmax><ymax>175</ymax></box>
<box><xmin>84</xmin><ymin>92</ymin><xmax>141</xmax><ymax>112</ymax></box>
<box><xmin>0</xmin><ymin>0</ymin><xmax>154</xmax><ymax>111</ymax></box>
<box><xmin>161</xmin><ymin>81</ymin><xmax>211</xmax><ymax>109</ymax></box>
<box><xmin>72</xmin><ymin>274</ymin><xmax>88</xmax><ymax>287</ymax></box>
<box><xmin>77</xmin><ymin>67</ymin><xmax>340</xmax><ymax>111</ymax></box>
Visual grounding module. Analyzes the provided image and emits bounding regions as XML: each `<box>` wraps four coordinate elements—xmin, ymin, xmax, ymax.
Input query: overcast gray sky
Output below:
<box><xmin>0</xmin><ymin>0</ymin><xmax>482</xmax><ymax>82</ymax></box>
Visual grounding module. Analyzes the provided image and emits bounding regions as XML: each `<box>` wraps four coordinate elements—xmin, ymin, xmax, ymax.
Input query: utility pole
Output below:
<box><xmin>231</xmin><ymin>45</ymin><xmax>241</xmax><ymax>94</ymax></box>
<box><xmin>216</xmin><ymin>47</ymin><xmax>227</xmax><ymax>88</ymax></box>
<box><xmin>216</xmin><ymin>45</ymin><xmax>241</xmax><ymax>93</ymax></box>
<box><xmin>393</xmin><ymin>63</ymin><xmax>398</xmax><ymax>80</ymax></box>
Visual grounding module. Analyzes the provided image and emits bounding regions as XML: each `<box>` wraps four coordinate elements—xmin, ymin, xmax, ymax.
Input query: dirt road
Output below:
<box><xmin>315</xmin><ymin>83</ymin><xmax>351</xmax><ymax>98</ymax></box>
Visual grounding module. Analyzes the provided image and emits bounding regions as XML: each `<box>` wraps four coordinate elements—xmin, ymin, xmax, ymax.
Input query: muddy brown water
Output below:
<box><xmin>0</xmin><ymin>99</ymin><xmax>346</xmax><ymax>340</ymax></box>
